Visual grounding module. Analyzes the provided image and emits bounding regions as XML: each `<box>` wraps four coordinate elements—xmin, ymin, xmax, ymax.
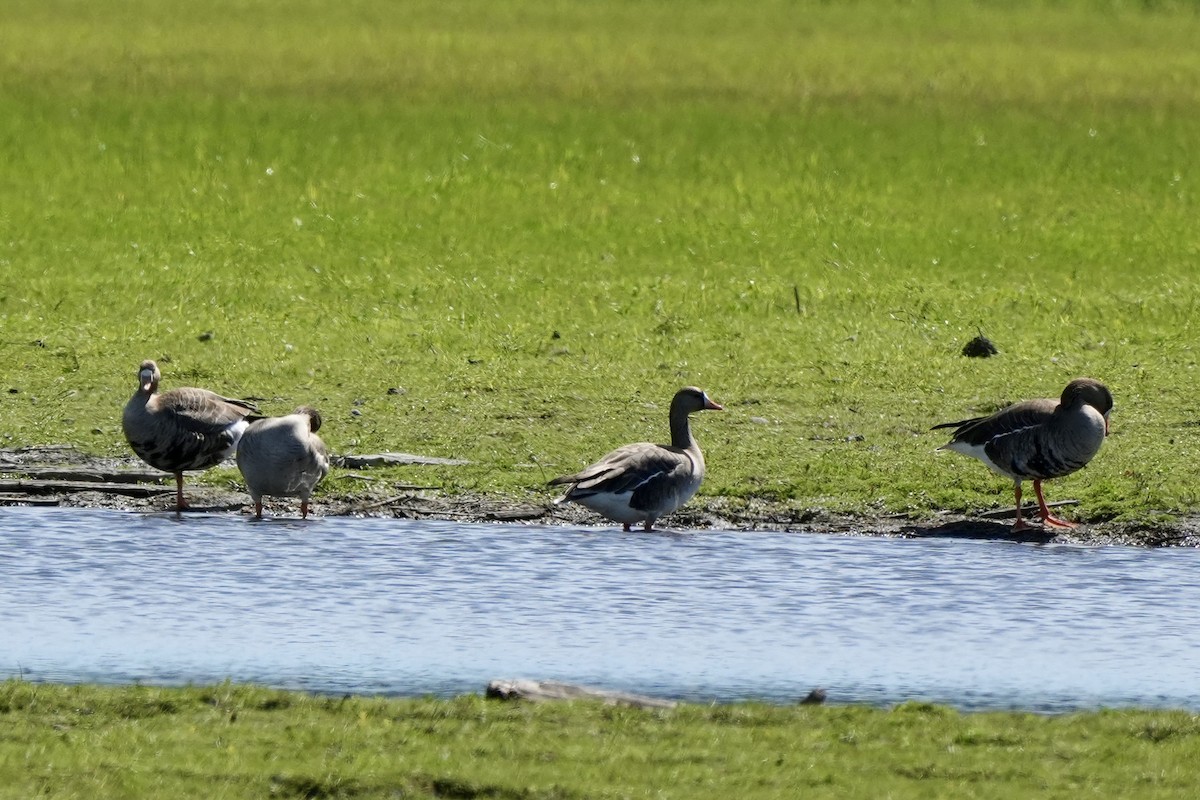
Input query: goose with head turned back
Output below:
<box><xmin>122</xmin><ymin>359</ymin><xmax>260</xmax><ymax>511</ymax></box>
<box><xmin>932</xmin><ymin>377</ymin><xmax>1113</xmax><ymax>531</ymax></box>
<box><xmin>236</xmin><ymin>405</ymin><xmax>330</xmax><ymax>519</ymax></box>
<box><xmin>549</xmin><ymin>386</ymin><xmax>723</xmax><ymax>531</ymax></box>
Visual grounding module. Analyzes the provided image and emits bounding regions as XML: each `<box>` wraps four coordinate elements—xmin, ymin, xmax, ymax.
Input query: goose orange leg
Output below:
<box><xmin>174</xmin><ymin>472</ymin><xmax>188</xmax><ymax>511</ymax></box>
<box><xmin>1033</xmin><ymin>479</ymin><xmax>1077</xmax><ymax>528</ymax></box>
<box><xmin>1011</xmin><ymin>482</ymin><xmax>1034</xmax><ymax>532</ymax></box>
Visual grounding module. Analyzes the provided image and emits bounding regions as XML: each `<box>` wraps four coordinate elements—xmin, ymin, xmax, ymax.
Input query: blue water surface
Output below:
<box><xmin>2</xmin><ymin>506</ymin><xmax>1197</xmax><ymax>712</ymax></box>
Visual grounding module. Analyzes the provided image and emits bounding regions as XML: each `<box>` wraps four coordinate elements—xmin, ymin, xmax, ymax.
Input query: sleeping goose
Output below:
<box><xmin>122</xmin><ymin>359</ymin><xmax>259</xmax><ymax>511</ymax></box>
<box><xmin>549</xmin><ymin>386</ymin><xmax>723</xmax><ymax>531</ymax></box>
<box><xmin>236</xmin><ymin>405</ymin><xmax>330</xmax><ymax>519</ymax></box>
<box><xmin>933</xmin><ymin>378</ymin><xmax>1113</xmax><ymax>531</ymax></box>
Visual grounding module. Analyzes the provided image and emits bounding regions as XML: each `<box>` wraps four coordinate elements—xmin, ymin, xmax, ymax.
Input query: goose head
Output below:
<box><xmin>295</xmin><ymin>405</ymin><xmax>323</xmax><ymax>433</ymax></box>
<box><xmin>1061</xmin><ymin>378</ymin><xmax>1113</xmax><ymax>435</ymax></box>
<box><xmin>136</xmin><ymin>360</ymin><xmax>161</xmax><ymax>395</ymax></box>
<box><xmin>672</xmin><ymin>386</ymin><xmax>724</xmax><ymax>415</ymax></box>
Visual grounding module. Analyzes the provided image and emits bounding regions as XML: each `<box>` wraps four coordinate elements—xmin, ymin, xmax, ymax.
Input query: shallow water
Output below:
<box><xmin>2</xmin><ymin>506</ymin><xmax>1198</xmax><ymax>712</ymax></box>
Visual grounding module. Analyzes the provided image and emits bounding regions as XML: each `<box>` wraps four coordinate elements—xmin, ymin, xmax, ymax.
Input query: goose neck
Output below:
<box><xmin>669</xmin><ymin>412</ymin><xmax>695</xmax><ymax>450</ymax></box>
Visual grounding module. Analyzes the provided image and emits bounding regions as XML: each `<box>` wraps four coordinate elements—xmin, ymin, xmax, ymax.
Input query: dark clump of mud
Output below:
<box><xmin>961</xmin><ymin>334</ymin><xmax>999</xmax><ymax>358</ymax></box>
<box><xmin>3</xmin><ymin>444</ymin><xmax>1198</xmax><ymax>548</ymax></box>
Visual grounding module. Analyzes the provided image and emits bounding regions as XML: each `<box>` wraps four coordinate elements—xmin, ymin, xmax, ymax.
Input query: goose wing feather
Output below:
<box><xmin>157</xmin><ymin>388</ymin><xmax>258</xmax><ymax>434</ymax></box>
<box><xmin>936</xmin><ymin>398</ymin><xmax>1056</xmax><ymax>448</ymax></box>
<box><xmin>551</xmin><ymin>443</ymin><xmax>691</xmax><ymax>509</ymax></box>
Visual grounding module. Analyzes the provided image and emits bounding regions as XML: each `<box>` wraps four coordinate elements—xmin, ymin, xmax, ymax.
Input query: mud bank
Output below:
<box><xmin>2</xmin><ymin>445</ymin><xmax>1196</xmax><ymax>547</ymax></box>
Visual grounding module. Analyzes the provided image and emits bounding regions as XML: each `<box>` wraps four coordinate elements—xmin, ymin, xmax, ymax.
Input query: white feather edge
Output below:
<box><xmin>940</xmin><ymin>439</ymin><xmax>1016</xmax><ymax>481</ymax></box>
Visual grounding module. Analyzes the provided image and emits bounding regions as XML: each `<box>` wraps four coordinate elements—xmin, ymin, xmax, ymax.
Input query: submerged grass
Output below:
<box><xmin>2</xmin><ymin>681</ymin><xmax>1199</xmax><ymax>799</ymax></box>
<box><xmin>1</xmin><ymin>0</ymin><xmax>1199</xmax><ymax>520</ymax></box>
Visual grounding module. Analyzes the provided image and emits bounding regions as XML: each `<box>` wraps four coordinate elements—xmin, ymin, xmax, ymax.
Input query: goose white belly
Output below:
<box><xmin>568</xmin><ymin>470</ymin><xmax>703</xmax><ymax>524</ymax></box>
<box><xmin>570</xmin><ymin>490</ymin><xmax>647</xmax><ymax>524</ymax></box>
<box><xmin>942</xmin><ymin>439</ymin><xmax>1017</xmax><ymax>481</ymax></box>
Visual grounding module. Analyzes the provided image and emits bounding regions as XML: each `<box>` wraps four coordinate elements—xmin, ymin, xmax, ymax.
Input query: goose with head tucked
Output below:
<box><xmin>122</xmin><ymin>359</ymin><xmax>259</xmax><ymax>511</ymax></box>
<box><xmin>236</xmin><ymin>405</ymin><xmax>330</xmax><ymax>519</ymax></box>
<box><xmin>549</xmin><ymin>386</ymin><xmax>723</xmax><ymax>531</ymax></box>
<box><xmin>933</xmin><ymin>378</ymin><xmax>1113</xmax><ymax>531</ymax></box>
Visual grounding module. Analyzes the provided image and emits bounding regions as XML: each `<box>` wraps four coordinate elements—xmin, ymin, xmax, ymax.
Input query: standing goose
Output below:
<box><xmin>933</xmin><ymin>378</ymin><xmax>1113</xmax><ymax>531</ymax></box>
<box><xmin>236</xmin><ymin>406</ymin><xmax>330</xmax><ymax>519</ymax></box>
<box><xmin>549</xmin><ymin>386</ymin><xmax>723</xmax><ymax>531</ymax></box>
<box><xmin>122</xmin><ymin>359</ymin><xmax>259</xmax><ymax>511</ymax></box>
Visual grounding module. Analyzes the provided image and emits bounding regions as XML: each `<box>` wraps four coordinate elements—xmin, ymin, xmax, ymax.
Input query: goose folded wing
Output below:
<box><xmin>944</xmin><ymin>399</ymin><xmax>1056</xmax><ymax>446</ymax></box>
<box><xmin>164</xmin><ymin>389</ymin><xmax>257</xmax><ymax>434</ymax></box>
<box><xmin>627</xmin><ymin>453</ymin><xmax>694</xmax><ymax>514</ymax></box>
<box><xmin>564</xmin><ymin>445</ymin><xmax>683</xmax><ymax>493</ymax></box>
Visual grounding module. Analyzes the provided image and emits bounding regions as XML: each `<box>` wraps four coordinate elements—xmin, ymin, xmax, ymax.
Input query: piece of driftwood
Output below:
<box><xmin>333</xmin><ymin>452</ymin><xmax>470</xmax><ymax>468</ymax></box>
<box><xmin>486</xmin><ymin>679</ymin><xmax>677</xmax><ymax>709</ymax></box>
<box><xmin>0</xmin><ymin>479</ymin><xmax>175</xmax><ymax>498</ymax></box>
<box><xmin>353</xmin><ymin>492</ymin><xmax>442</xmax><ymax>511</ymax></box>
<box><xmin>0</xmin><ymin>444</ymin><xmax>79</xmax><ymax>457</ymax></box>
<box><xmin>0</xmin><ymin>466</ymin><xmax>167</xmax><ymax>484</ymax></box>
<box><xmin>977</xmin><ymin>499</ymin><xmax>1078</xmax><ymax>520</ymax></box>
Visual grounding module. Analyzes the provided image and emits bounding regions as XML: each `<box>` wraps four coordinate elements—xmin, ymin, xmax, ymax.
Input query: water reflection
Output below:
<box><xmin>1</xmin><ymin>506</ymin><xmax>1198</xmax><ymax>712</ymax></box>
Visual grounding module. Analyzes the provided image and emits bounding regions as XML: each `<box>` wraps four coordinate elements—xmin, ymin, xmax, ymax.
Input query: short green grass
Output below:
<box><xmin>2</xmin><ymin>0</ymin><xmax>1199</xmax><ymax>521</ymax></box>
<box><xmin>2</xmin><ymin>681</ymin><xmax>1199</xmax><ymax>799</ymax></box>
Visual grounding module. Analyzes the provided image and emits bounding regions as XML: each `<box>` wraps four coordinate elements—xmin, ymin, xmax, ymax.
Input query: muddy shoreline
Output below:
<box><xmin>2</xmin><ymin>445</ymin><xmax>1196</xmax><ymax>547</ymax></box>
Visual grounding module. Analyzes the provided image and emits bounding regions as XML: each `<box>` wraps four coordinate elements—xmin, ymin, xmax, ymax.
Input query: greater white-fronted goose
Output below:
<box><xmin>121</xmin><ymin>359</ymin><xmax>259</xmax><ymax>511</ymax></box>
<box><xmin>549</xmin><ymin>386</ymin><xmax>723</xmax><ymax>531</ymax></box>
<box><xmin>933</xmin><ymin>378</ymin><xmax>1113</xmax><ymax>531</ymax></box>
<box><xmin>236</xmin><ymin>405</ymin><xmax>330</xmax><ymax>519</ymax></box>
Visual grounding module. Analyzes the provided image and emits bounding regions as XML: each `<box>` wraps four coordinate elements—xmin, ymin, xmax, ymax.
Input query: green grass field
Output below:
<box><xmin>3</xmin><ymin>5</ymin><xmax>1200</xmax><ymax>794</ymax></box>
<box><xmin>3</xmin><ymin>681</ymin><xmax>1200</xmax><ymax>800</ymax></box>
<box><xmin>2</xmin><ymin>0</ymin><xmax>1200</xmax><ymax>522</ymax></box>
